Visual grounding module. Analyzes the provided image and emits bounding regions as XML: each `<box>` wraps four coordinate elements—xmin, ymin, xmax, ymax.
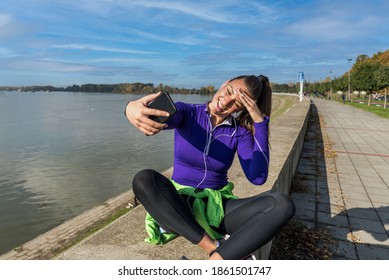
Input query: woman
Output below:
<box><xmin>125</xmin><ymin>75</ymin><xmax>295</xmax><ymax>260</ymax></box>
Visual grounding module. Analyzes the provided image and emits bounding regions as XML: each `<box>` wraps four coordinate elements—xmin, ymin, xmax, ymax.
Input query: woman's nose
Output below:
<box><xmin>224</xmin><ymin>94</ymin><xmax>235</xmax><ymax>107</ymax></box>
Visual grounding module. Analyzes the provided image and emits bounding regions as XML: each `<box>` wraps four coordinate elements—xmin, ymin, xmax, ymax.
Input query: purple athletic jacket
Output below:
<box><xmin>166</xmin><ymin>102</ymin><xmax>270</xmax><ymax>190</ymax></box>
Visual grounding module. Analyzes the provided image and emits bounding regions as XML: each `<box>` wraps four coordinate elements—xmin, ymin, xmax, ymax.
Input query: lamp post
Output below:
<box><xmin>320</xmin><ymin>77</ymin><xmax>322</xmax><ymax>98</ymax></box>
<box><xmin>347</xmin><ymin>58</ymin><xmax>352</xmax><ymax>101</ymax></box>
<box><xmin>330</xmin><ymin>71</ymin><xmax>333</xmax><ymax>100</ymax></box>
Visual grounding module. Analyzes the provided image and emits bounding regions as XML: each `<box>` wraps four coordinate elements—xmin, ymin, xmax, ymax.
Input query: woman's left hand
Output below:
<box><xmin>238</xmin><ymin>90</ymin><xmax>264</xmax><ymax>123</ymax></box>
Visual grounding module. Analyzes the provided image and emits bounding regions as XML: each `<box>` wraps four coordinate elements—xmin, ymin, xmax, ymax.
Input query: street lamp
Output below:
<box><xmin>330</xmin><ymin>71</ymin><xmax>333</xmax><ymax>100</ymax></box>
<box><xmin>347</xmin><ymin>58</ymin><xmax>352</xmax><ymax>101</ymax></box>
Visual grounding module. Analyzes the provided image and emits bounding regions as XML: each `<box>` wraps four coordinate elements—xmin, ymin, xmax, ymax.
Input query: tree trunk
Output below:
<box><xmin>368</xmin><ymin>94</ymin><xmax>371</xmax><ymax>106</ymax></box>
<box><xmin>385</xmin><ymin>88</ymin><xmax>387</xmax><ymax>110</ymax></box>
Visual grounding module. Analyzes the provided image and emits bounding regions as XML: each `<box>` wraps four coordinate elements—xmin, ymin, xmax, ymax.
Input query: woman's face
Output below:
<box><xmin>208</xmin><ymin>79</ymin><xmax>249</xmax><ymax>118</ymax></box>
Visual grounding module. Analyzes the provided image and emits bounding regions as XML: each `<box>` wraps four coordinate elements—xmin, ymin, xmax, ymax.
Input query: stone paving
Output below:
<box><xmin>291</xmin><ymin>98</ymin><xmax>389</xmax><ymax>259</ymax></box>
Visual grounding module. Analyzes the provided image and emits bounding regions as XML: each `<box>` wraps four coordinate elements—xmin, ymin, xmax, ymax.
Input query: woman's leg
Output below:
<box><xmin>213</xmin><ymin>192</ymin><xmax>295</xmax><ymax>260</ymax></box>
<box><xmin>132</xmin><ymin>169</ymin><xmax>214</xmax><ymax>250</ymax></box>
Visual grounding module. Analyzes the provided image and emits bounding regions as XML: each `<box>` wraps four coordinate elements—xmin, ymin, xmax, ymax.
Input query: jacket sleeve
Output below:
<box><xmin>236</xmin><ymin>117</ymin><xmax>270</xmax><ymax>185</ymax></box>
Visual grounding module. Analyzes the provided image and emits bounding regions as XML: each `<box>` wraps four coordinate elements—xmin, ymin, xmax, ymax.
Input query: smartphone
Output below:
<box><xmin>147</xmin><ymin>91</ymin><xmax>177</xmax><ymax>123</ymax></box>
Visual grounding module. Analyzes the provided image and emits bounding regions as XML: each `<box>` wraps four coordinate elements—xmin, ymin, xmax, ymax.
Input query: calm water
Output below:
<box><xmin>0</xmin><ymin>91</ymin><xmax>211</xmax><ymax>254</ymax></box>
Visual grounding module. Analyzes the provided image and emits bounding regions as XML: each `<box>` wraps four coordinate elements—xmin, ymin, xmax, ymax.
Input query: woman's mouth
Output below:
<box><xmin>216</xmin><ymin>100</ymin><xmax>227</xmax><ymax>112</ymax></box>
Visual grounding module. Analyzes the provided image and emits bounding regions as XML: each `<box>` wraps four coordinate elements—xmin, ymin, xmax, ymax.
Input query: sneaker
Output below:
<box><xmin>241</xmin><ymin>253</ymin><xmax>257</xmax><ymax>260</ymax></box>
<box><xmin>179</xmin><ymin>255</ymin><xmax>190</xmax><ymax>260</ymax></box>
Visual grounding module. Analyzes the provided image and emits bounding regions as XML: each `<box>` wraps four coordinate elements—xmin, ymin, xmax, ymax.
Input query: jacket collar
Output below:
<box><xmin>204</xmin><ymin>102</ymin><xmax>234</xmax><ymax>126</ymax></box>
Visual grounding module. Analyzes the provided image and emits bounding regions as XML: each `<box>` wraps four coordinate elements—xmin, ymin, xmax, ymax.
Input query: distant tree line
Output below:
<box><xmin>0</xmin><ymin>81</ymin><xmax>311</xmax><ymax>95</ymax></box>
<box><xmin>0</xmin><ymin>82</ymin><xmax>217</xmax><ymax>95</ymax></box>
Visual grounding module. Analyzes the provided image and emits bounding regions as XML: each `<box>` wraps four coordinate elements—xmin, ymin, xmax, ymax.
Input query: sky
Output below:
<box><xmin>1</xmin><ymin>0</ymin><xmax>388</xmax><ymax>88</ymax></box>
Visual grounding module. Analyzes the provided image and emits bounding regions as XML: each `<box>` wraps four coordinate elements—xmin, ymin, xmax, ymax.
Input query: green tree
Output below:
<box><xmin>355</xmin><ymin>54</ymin><xmax>370</xmax><ymax>64</ymax></box>
<box><xmin>207</xmin><ymin>85</ymin><xmax>215</xmax><ymax>94</ymax></box>
<box><xmin>332</xmin><ymin>76</ymin><xmax>346</xmax><ymax>92</ymax></box>
<box><xmin>351</xmin><ymin>61</ymin><xmax>380</xmax><ymax>94</ymax></box>
<box><xmin>156</xmin><ymin>83</ymin><xmax>164</xmax><ymax>92</ymax></box>
<box><xmin>374</xmin><ymin>65</ymin><xmax>389</xmax><ymax>90</ymax></box>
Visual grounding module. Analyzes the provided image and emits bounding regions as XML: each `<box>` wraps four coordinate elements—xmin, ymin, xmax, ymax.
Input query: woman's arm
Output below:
<box><xmin>237</xmin><ymin>118</ymin><xmax>270</xmax><ymax>185</ymax></box>
<box><xmin>235</xmin><ymin>89</ymin><xmax>270</xmax><ymax>185</ymax></box>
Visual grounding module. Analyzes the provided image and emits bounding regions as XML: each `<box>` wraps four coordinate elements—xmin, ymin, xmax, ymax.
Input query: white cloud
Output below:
<box><xmin>0</xmin><ymin>13</ymin><xmax>18</xmax><ymax>38</ymax></box>
<box><xmin>126</xmin><ymin>28</ymin><xmax>205</xmax><ymax>46</ymax></box>
<box><xmin>0</xmin><ymin>12</ymin><xmax>38</xmax><ymax>40</ymax></box>
<box><xmin>88</xmin><ymin>56</ymin><xmax>175</xmax><ymax>65</ymax></box>
<box><xmin>0</xmin><ymin>13</ymin><xmax>13</xmax><ymax>28</ymax></box>
<box><xmin>286</xmin><ymin>14</ymin><xmax>382</xmax><ymax>41</ymax></box>
<box><xmin>0</xmin><ymin>47</ymin><xmax>20</xmax><ymax>58</ymax></box>
<box><xmin>51</xmin><ymin>44</ymin><xmax>158</xmax><ymax>55</ymax></box>
<box><xmin>122</xmin><ymin>0</ymin><xmax>233</xmax><ymax>23</ymax></box>
<box><xmin>119</xmin><ymin>0</ymin><xmax>273</xmax><ymax>25</ymax></box>
<box><xmin>5</xmin><ymin>58</ymin><xmax>98</xmax><ymax>73</ymax></box>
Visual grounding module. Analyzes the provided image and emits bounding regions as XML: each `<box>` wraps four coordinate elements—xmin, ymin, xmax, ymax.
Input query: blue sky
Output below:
<box><xmin>1</xmin><ymin>0</ymin><xmax>388</xmax><ymax>88</ymax></box>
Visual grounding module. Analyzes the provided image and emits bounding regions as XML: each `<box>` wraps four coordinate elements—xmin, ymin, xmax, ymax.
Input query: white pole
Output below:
<box><xmin>299</xmin><ymin>80</ymin><xmax>303</xmax><ymax>102</ymax></box>
<box><xmin>298</xmin><ymin>72</ymin><xmax>304</xmax><ymax>102</ymax></box>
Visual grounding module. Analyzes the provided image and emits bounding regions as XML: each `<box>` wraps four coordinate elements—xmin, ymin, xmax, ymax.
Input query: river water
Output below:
<box><xmin>0</xmin><ymin>91</ymin><xmax>211</xmax><ymax>255</ymax></box>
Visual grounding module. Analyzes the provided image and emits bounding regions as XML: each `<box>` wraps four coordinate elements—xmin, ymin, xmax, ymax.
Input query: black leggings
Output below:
<box><xmin>132</xmin><ymin>169</ymin><xmax>295</xmax><ymax>260</ymax></box>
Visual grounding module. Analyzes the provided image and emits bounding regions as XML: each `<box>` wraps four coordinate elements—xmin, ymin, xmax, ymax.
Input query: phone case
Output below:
<box><xmin>147</xmin><ymin>91</ymin><xmax>177</xmax><ymax>123</ymax></box>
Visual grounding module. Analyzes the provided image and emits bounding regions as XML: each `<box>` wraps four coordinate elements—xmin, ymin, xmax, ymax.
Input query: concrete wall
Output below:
<box><xmin>255</xmin><ymin>98</ymin><xmax>311</xmax><ymax>259</ymax></box>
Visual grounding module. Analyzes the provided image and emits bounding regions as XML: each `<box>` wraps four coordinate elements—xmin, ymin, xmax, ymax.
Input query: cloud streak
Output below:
<box><xmin>121</xmin><ymin>0</ymin><xmax>242</xmax><ymax>24</ymax></box>
<box><xmin>126</xmin><ymin>28</ymin><xmax>206</xmax><ymax>46</ymax></box>
<box><xmin>286</xmin><ymin>14</ymin><xmax>382</xmax><ymax>41</ymax></box>
<box><xmin>0</xmin><ymin>47</ymin><xmax>20</xmax><ymax>58</ymax></box>
<box><xmin>51</xmin><ymin>44</ymin><xmax>158</xmax><ymax>55</ymax></box>
<box><xmin>0</xmin><ymin>13</ymin><xmax>36</xmax><ymax>39</ymax></box>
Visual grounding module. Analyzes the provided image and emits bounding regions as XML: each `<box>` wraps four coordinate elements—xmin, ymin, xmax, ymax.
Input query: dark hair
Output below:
<box><xmin>231</xmin><ymin>75</ymin><xmax>272</xmax><ymax>134</ymax></box>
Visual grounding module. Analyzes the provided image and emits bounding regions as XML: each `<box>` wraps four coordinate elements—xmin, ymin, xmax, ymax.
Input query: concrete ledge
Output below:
<box><xmin>0</xmin><ymin>186</ymin><xmax>140</xmax><ymax>260</ymax></box>
<box><xmin>1</xmin><ymin>97</ymin><xmax>311</xmax><ymax>260</ymax></box>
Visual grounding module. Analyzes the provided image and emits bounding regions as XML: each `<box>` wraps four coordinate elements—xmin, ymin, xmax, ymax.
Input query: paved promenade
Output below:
<box><xmin>291</xmin><ymin>99</ymin><xmax>389</xmax><ymax>259</ymax></box>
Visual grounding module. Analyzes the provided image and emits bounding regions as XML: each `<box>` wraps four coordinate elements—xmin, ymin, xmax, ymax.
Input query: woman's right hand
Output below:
<box><xmin>125</xmin><ymin>92</ymin><xmax>170</xmax><ymax>136</ymax></box>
